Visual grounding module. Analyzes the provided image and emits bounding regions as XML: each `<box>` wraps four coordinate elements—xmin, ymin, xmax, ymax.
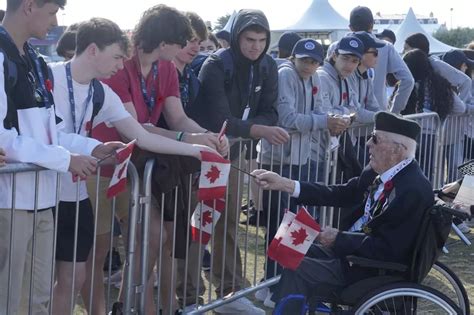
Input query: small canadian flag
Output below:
<box><xmin>106</xmin><ymin>140</ymin><xmax>136</xmax><ymax>199</ymax></box>
<box><xmin>198</xmin><ymin>151</ymin><xmax>231</xmax><ymax>201</ymax></box>
<box><xmin>267</xmin><ymin>210</ymin><xmax>296</xmax><ymax>261</ymax></box>
<box><xmin>191</xmin><ymin>198</ymin><xmax>225</xmax><ymax>244</ymax></box>
<box><xmin>269</xmin><ymin>207</ymin><xmax>320</xmax><ymax>270</ymax></box>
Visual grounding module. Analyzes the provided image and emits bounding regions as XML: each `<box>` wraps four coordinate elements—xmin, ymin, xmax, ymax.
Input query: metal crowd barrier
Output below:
<box><xmin>2</xmin><ymin>112</ymin><xmax>470</xmax><ymax>315</ymax></box>
<box><xmin>0</xmin><ymin>162</ymin><xmax>140</xmax><ymax>315</ymax></box>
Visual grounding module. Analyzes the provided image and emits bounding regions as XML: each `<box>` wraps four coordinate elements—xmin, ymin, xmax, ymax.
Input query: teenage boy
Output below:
<box><xmin>0</xmin><ymin>0</ymin><xmax>116</xmax><ymax>313</ymax></box>
<box><xmin>100</xmin><ymin>6</ymin><xmax>228</xmax><ymax>315</ymax></box>
<box><xmin>51</xmin><ymin>18</ymin><xmax>219</xmax><ymax>315</ymax></box>
<box><xmin>189</xmin><ymin>9</ymin><xmax>290</xmax><ymax>314</ymax></box>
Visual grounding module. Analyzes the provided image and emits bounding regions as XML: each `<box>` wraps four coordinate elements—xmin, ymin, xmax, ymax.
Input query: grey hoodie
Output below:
<box><xmin>429</xmin><ymin>55</ymin><xmax>472</xmax><ymax>106</ymax></box>
<box><xmin>327</xmin><ymin>39</ymin><xmax>414</xmax><ymax>113</ymax></box>
<box><xmin>258</xmin><ymin>61</ymin><xmax>328</xmax><ymax>165</ymax></box>
<box><xmin>346</xmin><ymin>68</ymin><xmax>380</xmax><ymax>123</ymax></box>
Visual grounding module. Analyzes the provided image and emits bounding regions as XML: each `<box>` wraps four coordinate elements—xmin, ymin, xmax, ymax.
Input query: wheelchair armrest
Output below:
<box><xmin>346</xmin><ymin>255</ymin><xmax>407</xmax><ymax>272</ymax></box>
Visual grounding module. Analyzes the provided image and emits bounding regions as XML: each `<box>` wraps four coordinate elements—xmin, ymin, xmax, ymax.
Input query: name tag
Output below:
<box><xmin>242</xmin><ymin>106</ymin><xmax>250</xmax><ymax>121</ymax></box>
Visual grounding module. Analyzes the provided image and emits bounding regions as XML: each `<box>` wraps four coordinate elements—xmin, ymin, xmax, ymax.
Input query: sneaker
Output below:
<box><xmin>214</xmin><ymin>296</ymin><xmax>265</xmax><ymax>314</ymax></box>
<box><xmin>263</xmin><ymin>292</ymin><xmax>275</xmax><ymax>309</ymax></box>
<box><xmin>202</xmin><ymin>249</ymin><xmax>211</xmax><ymax>271</ymax></box>
<box><xmin>457</xmin><ymin>222</ymin><xmax>471</xmax><ymax>234</ymax></box>
<box><xmin>108</xmin><ymin>302</ymin><xmax>123</xmax><ymax>315</ymax></box>
<box><xmin>254</xmin><ymin>287</ymin><xmax>269</xmax><ymax>302</ymax></box>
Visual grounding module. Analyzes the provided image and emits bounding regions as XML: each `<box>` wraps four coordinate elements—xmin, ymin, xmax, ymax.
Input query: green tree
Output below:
<box><xmin>214</xmin><ymin>14</ymin><xmax>231</xmax><ymax>31</ymax></box>
<box><xmin>433</xmin><ymin>27</ymin><xmax>474</xmax><ymax>48</ymax></box>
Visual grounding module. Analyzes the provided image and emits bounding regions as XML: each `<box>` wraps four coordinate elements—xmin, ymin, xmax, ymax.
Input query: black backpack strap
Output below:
<box><xmin>215</xmin><ymin>48</ymin><xmax>234</xmax><ymax>90</ymax></box>
<box><xmin>1</xmin><ymin>48</ymin><xmax>18</xmax><ymax>129</ymax></box>
<box><xmin>88</xmin><ymin>79</ymin><xmax>105</xmax><ymax>137</ymax></box>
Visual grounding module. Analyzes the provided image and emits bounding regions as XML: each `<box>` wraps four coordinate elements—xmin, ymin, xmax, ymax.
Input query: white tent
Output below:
<box><xmin>278</xmin><ymin>0</ymin><xmax>349</xmax><ymax>32</ymax></box>
<box><xmin>223</xmin><ymin>11</ymin><xmax>237</xmax><ymax>33</ymax></box>
<box><xmin>394</xmin><ymin>8</ymin><xmax>456</xmax><ymax>54</ymax></box>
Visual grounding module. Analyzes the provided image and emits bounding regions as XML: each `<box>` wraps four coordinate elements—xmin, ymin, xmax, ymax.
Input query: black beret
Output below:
<box><xmin>375</xmin><ymin>112</ymin><xmax>420</xmax><ymax>141</ymax></box>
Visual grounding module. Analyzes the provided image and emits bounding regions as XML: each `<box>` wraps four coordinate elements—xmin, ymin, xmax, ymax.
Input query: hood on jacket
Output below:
<box><xmin>230</xmin><ymin>9</ymin><xmax>271</xmax><ymax>64</ymax></box>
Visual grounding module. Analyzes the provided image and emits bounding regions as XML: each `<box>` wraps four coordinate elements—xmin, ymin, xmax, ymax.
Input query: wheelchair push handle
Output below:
<box><xmin>433</xmin><ymin>203</ymin><xmax>472</xmax><ymax>221</ymax></box>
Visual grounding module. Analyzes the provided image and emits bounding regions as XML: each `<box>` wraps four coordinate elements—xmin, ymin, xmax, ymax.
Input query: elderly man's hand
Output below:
<box><xmin>317</xmin><ymin>227</ymin><xmax>339</xmax><ymax>248</ymax></box>
<box><xmin>251</xmin><ymin>169</ymin><xmax>296</xmax><ymax>193</ymax></box>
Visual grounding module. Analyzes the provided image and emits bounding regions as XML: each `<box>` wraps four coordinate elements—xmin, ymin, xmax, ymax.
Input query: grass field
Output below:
<box><xmin>71</xmin><ymin>215</ymin><xmax>473</xmax><ymax>315</ymax></box>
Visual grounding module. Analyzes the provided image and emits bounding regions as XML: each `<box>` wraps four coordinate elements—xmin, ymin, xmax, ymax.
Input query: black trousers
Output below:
<box><xmin>273</xmin><ymin>244</ymin><xmax>347</xmax><ymax>314</ymax></box>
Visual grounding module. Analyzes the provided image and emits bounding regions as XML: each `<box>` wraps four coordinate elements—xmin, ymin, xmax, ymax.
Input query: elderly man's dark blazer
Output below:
<box><xmin>294</xmin><ymin>161</ymin><xmax>434</xmax><ymax>276</ymax></box>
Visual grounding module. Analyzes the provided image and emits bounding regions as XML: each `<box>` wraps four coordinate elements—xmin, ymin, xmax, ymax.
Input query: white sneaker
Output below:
<box><xmin>103</xmin><ymin>270</ymin><xmax>122</xmax><ymax>286</ymax></box>
<box><xmin>263</xmin><ymin>292</ymin><xmax>275</xmax><ymax>309</ymax></box>
<box><xmin>254</xmin><ymin>287</ymin><xmax>269</xmax><ymax>302</ymax></box>
<box><xmin>214</xmin><ymin>296</ymin><xmax>265</xmax><ymax>314</ymax></box>
<box><xmin>457</xmin><ymin>222</ymin><xmax>471</xmax><ymax>234</ymax></box>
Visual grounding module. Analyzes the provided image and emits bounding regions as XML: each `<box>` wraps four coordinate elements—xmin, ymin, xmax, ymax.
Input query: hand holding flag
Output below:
<box><xmin>106</xmin><ymin>140</ymin><xmax>136</xmax><ymax>198</ymax></box>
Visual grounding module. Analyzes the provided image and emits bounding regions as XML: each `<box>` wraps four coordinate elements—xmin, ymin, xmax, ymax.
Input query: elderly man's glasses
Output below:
<box><xmin>370</xmin><ymin>132</ymin><xmax>408</xmax><ymax>150</ymax></box>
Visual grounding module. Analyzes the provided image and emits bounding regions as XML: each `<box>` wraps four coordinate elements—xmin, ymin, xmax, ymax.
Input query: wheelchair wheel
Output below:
<box><xmin>422</xmin><ymin>261</ymin><xmax>470</xmax><ymax>315</ymax></box>
<box><xmin>353</xmin><ymin>282</ymin><xmax>461</xmax><ymax>314</ymax></box>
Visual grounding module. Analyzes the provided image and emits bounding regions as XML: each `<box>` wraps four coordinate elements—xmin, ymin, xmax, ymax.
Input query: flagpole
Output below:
<box><xmin>230</xmin><ymin>164</ymin><xmax>256</xmax><ymax>178</ymax></box>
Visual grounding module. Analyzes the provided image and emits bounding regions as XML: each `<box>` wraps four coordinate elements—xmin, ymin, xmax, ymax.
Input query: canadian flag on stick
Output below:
<box><xmin>191</xmin><ymin>198</ymin><xmax>225</xmax><ymax>244</ymax></box>
<box><xmin>106</xmin><ymin>140</ymin><xmax>136</xmax><ymax>199</ymax></box>
<box><xmin>267</xmin><ymin>210</ymin><xmax>296</xmax><ymax>261</ymax></box>
<box><xmin>198</xmin><ymin>151</ymin><xmax>231</xmax><ymax>201</ymax></box>
<box><xmin>269</xmin><ymin>207</ymin><xmax>320</xmax><ymax>270</ymax></box>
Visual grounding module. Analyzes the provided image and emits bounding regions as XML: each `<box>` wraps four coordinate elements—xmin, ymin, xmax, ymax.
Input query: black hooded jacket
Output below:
<box><xmin>189</xmin><ymin>9</ymin><xmax>278</xmax><ymax>138</ymax></box>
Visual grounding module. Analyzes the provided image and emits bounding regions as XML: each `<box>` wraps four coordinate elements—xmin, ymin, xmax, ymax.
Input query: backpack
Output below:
<box><xmin>213</xmin><ymin>48</ymin><xmax>269</xmax><ymax>96</ymax></box>
<box><xmin>1</xmin><ymin>49</ymin><xmax>105</xmax><ymax>135</ymax></box>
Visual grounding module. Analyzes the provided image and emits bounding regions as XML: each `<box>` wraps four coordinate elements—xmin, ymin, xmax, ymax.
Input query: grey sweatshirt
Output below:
<box><xmin>346</xmin><ymin>68</ymin><xmax>380</xmax><ymax>123</ymax></box>
<box><xmin>258</xmin><ymin>61</ymin><xmax>328</xmax><ymax>165</ymax></box>
<box><xmin>327</xmin><ymin>39</ymin><xmax>414</xmax><ymax>113</ymax></box>
<box><xmin>429</xmin><ymin>55</ymin><xmax>472</xmax><ymax>106</ymax></box>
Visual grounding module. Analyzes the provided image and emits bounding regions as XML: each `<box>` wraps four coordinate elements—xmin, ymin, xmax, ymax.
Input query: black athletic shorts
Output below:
<box><xmin>53</xmin><ymin>199</ymin><xmax>94</xmax><ymax>262</ymax></box>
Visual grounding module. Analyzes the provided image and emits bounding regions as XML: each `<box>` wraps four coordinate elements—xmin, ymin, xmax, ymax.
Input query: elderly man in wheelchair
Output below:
<box><xmin>252</xmin><ymin>112</ymin><xmax>468</xmax><ymax>314</ymax></box>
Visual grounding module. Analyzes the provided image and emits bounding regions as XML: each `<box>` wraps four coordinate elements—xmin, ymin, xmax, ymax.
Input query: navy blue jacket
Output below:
<box><xmin>295</xmin><ymin>161</ymin><xmax>434</xmax><ymax>272</ymax></box>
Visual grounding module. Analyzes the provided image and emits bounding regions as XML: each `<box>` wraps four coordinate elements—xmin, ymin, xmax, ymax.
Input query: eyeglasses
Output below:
<box><xmin>370</xmin><ymin>132</ymin><xmax>408</xmax><ymax>150</ymax></box>
<box><xmin>366</xmin><ymin>50</ymin><xmax>378</xmax><ymax>57</ymax></box>
<box><xmin>370</xmin><ymin>132</ymin><xmax>379</xmax><ymax>144</ymax></box>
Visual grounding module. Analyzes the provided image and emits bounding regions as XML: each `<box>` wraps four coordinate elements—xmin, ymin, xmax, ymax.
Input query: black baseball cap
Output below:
<box><xmin>278</xmin><ymin>32</ymin><xmax>302</xmax><ymax>53</ymax></box>
<box><xmin>353</xmin><ymin>31</ymin><xmax>385</xmax><ymax>52</ymax></box>
<box><xmin>376</xmin><ymin>29</ymin><xmax>396</xmax><ymax>44</ymax></box>
<box><xmin>292</xmin><ymin>38</ymin><xmax>324</xmax><ymax>64</ymax></box>
<box><xmin>441</xmin><ymin>50</ymin><xmax>474</xmax><ymax>69</ymax></box>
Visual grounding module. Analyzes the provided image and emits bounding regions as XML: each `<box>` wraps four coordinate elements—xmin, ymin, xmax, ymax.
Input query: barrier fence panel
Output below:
<box><xmin>0</xmin><ymin>162</ymin><xmax>140</xmax><ymax>315</ymax></box>
<box><xmin>439</xmin><ymin>113</ymin><xmax>474</xmax><ymax>184</ymax></box>
<box><xmin>1</xmin><ymin>112</ymin><xmax>468</xmax><ymax>315</ymax></box>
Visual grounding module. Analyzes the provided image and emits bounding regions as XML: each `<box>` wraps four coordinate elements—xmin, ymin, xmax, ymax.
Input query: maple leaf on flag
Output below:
<box><xmin>291</xmin><ymin>227</ymin><xmax>308</xmax><ymax>246</ymax></box>
<box><xmin>201</xmin><ymin>210</ymin><xmax>213</xmax><ymax>227</ymax></box>
<box><xmin>205</xmin><ymin>165</ymin><xmax>221</xmax><ymax>183</ymax></box>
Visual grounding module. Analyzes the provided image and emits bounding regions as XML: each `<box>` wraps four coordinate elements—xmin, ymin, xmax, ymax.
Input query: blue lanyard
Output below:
<box><xmin>247</xmin><ymin>65</ymin><xmax>254</xmax><ymax>106</ymax></box>
<box><xmin>179</xmin><ymin>65</ymin><xmax>193</xmax><ymax>108</ymax></box>
<box><xmin>66</xmin><ymin>62</ymin><xmax>93</xmax><ymax>134</ymax></box>
<box><xmin>139</xmin><ymin>62</ymin><xmax>158</xmax><ymax>113</ymax></box>
<box><xmin>0</xmin><ymin>26</ymin><xmax>52</xmax><ymax>108</ymax></box>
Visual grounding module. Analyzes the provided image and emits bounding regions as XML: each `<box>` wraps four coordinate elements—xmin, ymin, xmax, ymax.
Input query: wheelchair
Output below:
<box><xmin>274</xmin><ymin>202</ymin><xmax>472</xmax><ymax>315</ymax></box>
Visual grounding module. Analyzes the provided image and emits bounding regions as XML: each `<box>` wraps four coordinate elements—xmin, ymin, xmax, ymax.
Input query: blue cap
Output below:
<box><xmin>352</xmin><ymin>31</ymin><xmax>385</xmax><ymax>52</ymax></box>
<box><xmin>292</xmin><ymin>38</ymin><xmax>324</xmax><ymax>64</ymax></box>
<box><xmin>442</xmin><ymin>50</ymin><xmax>474</xmax><ymax>69</ymax></box>
<box><xmin>336</xmin><ymin>36</ymin><xmax>365</xmax><ymax>59</ymax></box>
<box><xmin>278</xmin><ymin>32</ymin><xmax>302</xmax><ymax>52</ymax></box>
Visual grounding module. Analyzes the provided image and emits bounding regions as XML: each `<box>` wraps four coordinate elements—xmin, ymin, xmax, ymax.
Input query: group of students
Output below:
<box><xmin>1</xmin><ymin>1</ymin><xmax>473</xmax><ymax>315</ymax></box>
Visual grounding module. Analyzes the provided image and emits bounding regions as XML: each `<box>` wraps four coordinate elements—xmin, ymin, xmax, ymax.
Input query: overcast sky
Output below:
<box><xmin>1</xmin><ymin>0</ymin><xmax>472</xmax><ymax>30</ymax></box>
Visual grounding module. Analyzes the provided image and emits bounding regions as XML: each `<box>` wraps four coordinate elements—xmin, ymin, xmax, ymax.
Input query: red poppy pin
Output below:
<box><xmin>45</xmin><ymin>79</ymin><xmax>53</xmax><ymax>92</ymax></box>
<box><xmin>342</xmin><ymin>92</ymin><xmax>348</xmax><ymax>100</ymax></box>
<box><xmin>85</xmin><ymin>121</ymin><xmax>92</xmax><ymax>132</ymax></box>
<box><xmin>312</xmin><ymin>86</ymin><xmax>318</xmax><ymax>95</ymax></box>
<box><xmin>384</xmin><ymin>180</ymin><xmax>394</xmax><ymax>192</ymax></box>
